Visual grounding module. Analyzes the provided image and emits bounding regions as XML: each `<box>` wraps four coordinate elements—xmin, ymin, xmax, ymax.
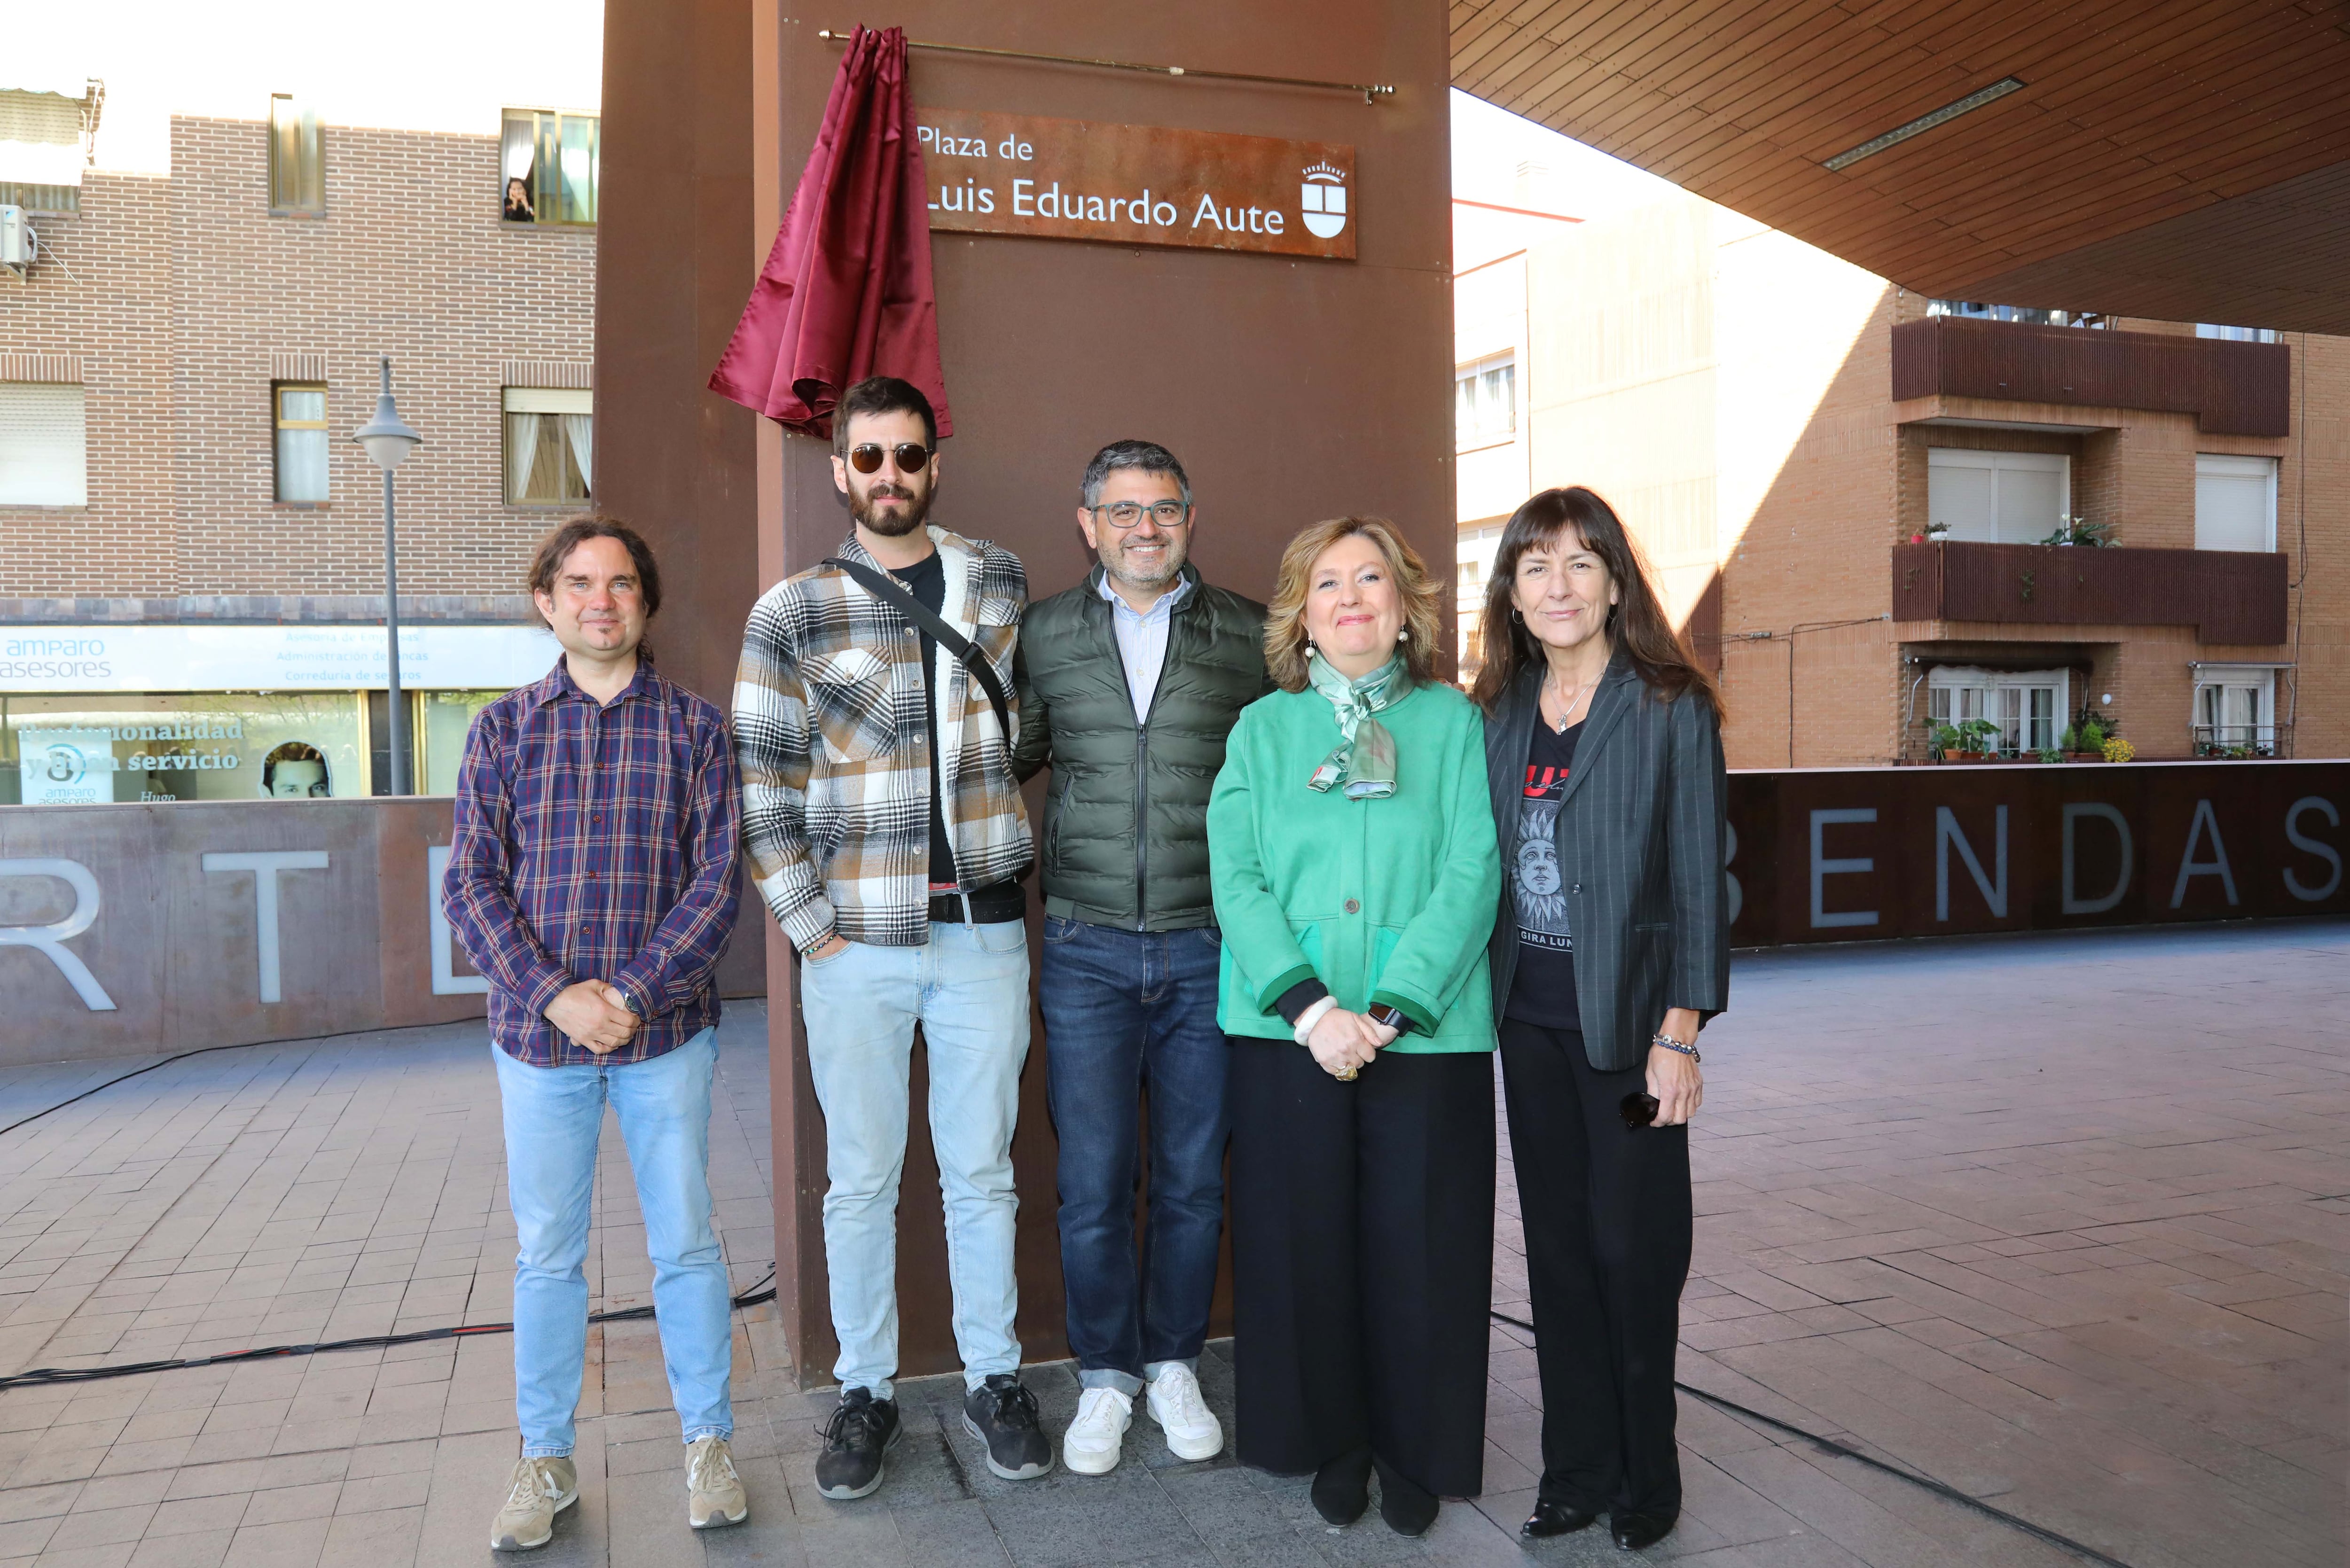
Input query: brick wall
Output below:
<box><xmin>0</xmin><ymin>115</ymin><xmax>595</xmax><ymax>607</ymax></box>
<box><xmin>1499</xmin><ymin>191</ymin><xmax>2349</xmax><ymax>768</ymax></box>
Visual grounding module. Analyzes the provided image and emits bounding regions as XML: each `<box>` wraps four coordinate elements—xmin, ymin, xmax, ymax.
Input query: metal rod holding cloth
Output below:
<box><xmin>815</xmin><ymin>28</ymin><xmax>1396</xmax><ymax>102</ymax></box>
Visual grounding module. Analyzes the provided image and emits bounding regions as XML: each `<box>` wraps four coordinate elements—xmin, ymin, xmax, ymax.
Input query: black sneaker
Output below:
<box><xmin>815</xmin><ymin>1388</ymin><xmax>900</xmax><ymax>1500</ymax></box>
<box><xmin>961</xmin><ymin>1374</ymin><xmax>1052</xmax><ymax>1480</ymax></box>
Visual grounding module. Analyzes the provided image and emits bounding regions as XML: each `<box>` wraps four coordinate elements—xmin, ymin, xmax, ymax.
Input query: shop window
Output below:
<box><xmin>423</xmin><ymin>690</ymin><xmax>506</xmax><ymax>794</ymax></box>
<box><xmin>1927</xmin><ymin>666</ymin><xmax>2068</xmax><ymax>755</ymax></box>
<box><xmin>504</xmin><ymin>387</ymin><xmax>592</xmax><ymax>503</ymax></box>
<box><xmin>0</xmin><ymin>382</ymin><xmax>86</xmax><ymax>506</ymax></box>
<box><xmin>2193</xmin><ymin>454</ymin><xmax>2276</xmax><ymax>554</ymax></box>
<box><xmin>268</xmin><ymin>94</ymin><xmax>325</xmax><ymax>215</ymax></box>
<box><xmin>1926</xmin><ymin>448</ymin><xmax>2068</xmax><ymax>545</ymax></box>
<box><xmin>502</xmin><ymin>109</ymin><xmax>598</xmax><ymax>225</ymax></box>
<box><xmin>274</xmin><ymin>383</ymin><xmax>329</xmax><ymax>503</ymax></box>
<box><xmin>3</xmin><ymin>693</ymin><xmax>367</xmax><ymax>805</ymax></box>
<box><xmin>1454</xmin><ymin>353</ymin><xmax>1515</xmax><ymax>449</ymax></box>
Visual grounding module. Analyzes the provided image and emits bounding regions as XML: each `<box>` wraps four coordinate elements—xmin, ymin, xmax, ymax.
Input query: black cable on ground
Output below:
<box><xmin>1490</xmin><ymin>1308</ymin><xmax>2139</xmax><ymax>1568</ymax></box>
<box><xmin>0</xmin><ymin>1270</ymin><xmax>779</xmax><ymax>1394</ymax></box>
<box><xmin>0</xmin><ymin>1042</ymin><xmax>278</xmax><ymax>1141</ymax></box>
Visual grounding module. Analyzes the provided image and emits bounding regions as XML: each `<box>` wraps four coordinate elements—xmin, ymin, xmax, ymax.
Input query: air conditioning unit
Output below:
<box><xmin>0</xmin><ymin>206</ymin><xmax>35</xmax><ymax>279</ymax></box>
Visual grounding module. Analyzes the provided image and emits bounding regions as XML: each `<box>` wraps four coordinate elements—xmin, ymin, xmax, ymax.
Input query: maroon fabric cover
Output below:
<box><xmin>707</xmin><ymin>25</ymin><xmax>951</xmax><ymax>440</ymax></box>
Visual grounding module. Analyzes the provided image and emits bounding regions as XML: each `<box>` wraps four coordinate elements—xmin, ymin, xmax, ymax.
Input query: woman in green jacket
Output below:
<box><xmin>1207</xmin><ymin>515</ymin><xmax>1501</xmax><ymax>1538</ymax></box>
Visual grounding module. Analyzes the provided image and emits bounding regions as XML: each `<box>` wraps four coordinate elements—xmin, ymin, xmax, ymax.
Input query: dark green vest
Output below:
<box><xmin>1013</xmin><ymin>565</ymin><xmax>1269</xmax><ymax>930</ymax></box>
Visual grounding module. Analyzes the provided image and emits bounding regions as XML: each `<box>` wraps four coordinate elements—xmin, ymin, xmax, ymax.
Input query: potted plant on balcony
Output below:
<box><xmin>2061</xmin><ymin>717</ymin><xmax>2108</xmax><ymax>762</ymax></box>
<box><xmin>1940</xmin><ymin>718</ymin><xmax>2000</xmax><ymax>763</ymax></box>
<box><xmin>2042</xmin><ymin>515</ymin><xmax>2119</xmax><ymax>547</ymax></box>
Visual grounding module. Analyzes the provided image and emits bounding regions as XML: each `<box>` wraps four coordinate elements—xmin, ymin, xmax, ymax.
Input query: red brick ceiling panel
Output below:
<box><xmin>1450</xmin><ymin>0</ymin><xmax>2350</xmax><ymax>334</ymax></box>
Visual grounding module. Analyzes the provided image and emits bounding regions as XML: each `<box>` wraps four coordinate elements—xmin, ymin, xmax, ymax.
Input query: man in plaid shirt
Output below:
<box><xmin>734</xmin><ymin>376</ymin><xmax>1050</xmax><ymax>1499</ymax></box>
<box><xmin>443</xmin><ymin>518</ymin><xmax>746</xmax><ymax>1551</ymax></box>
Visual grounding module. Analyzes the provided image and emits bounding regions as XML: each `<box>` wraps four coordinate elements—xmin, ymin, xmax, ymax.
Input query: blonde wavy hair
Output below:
<box><xmin>1263</xmin><ymin>516</ymin><xmax>1445</xmax><ymax>693</ymax></box>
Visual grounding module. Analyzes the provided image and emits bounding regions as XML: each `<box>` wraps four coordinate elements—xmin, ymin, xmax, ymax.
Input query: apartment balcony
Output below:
<box><xmin>1891</xmin><ymin>315</ymin><xmax>2289</xmax><ymax>436</ymax></box>
<box><xmin>1892</xmin><ymin>539</ymin><xmax>2287</xmax><ymax>643</ymax></box>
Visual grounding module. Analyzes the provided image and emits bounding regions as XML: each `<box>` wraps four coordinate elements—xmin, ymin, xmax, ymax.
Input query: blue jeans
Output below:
<box><xmin>494</xmin><ymin>1027</ymin><xmax>732</xmax><ymax>1458</ymax></box>
<box><xmin>798</xmin><ymin>920</ymin><xmax>1031</xmax><ymax>1400</ymax></box>
<box><xmin>1040</xmin><ymin>918</ymin><xmax>1229</xmax><ymax>1396</ymax></box>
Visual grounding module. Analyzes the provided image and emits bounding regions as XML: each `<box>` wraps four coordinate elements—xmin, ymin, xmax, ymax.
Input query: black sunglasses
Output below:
<box><xmin>847</xmin><ymin>442</ymin><xmax>932</xmax><ymax>475</ymax></box>
<box><xmin>1620</xmin><ymin>1092</ymin><xmax>1661</xmax><ymax>1130</ymax></box>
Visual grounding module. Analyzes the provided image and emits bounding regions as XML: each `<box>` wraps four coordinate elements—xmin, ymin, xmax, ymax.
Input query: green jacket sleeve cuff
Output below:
<box><xmin>1257</xmin><ymin>963</ymin><xmax>1319</xmax><ymax>1014</ymax></box>
<box><xmin>1369</xmin><ymin>989</ymin><xmax>1438</xmax><ymax>1036</ymax></box>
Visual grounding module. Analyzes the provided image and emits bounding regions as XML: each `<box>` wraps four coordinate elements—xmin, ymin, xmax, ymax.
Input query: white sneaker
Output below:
<box><xmin>1062</xmin><ymin>1386</ymin><xmax>1132</xmax><ymax>1475</ymax></box>
<box><xmin>1146</xmin><ymin>1364</ymin><xmax>1223</xmax><ymax>1461</ymax></box>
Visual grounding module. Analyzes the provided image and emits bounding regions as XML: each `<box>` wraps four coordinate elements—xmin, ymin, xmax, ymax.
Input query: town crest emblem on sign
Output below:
<box><xmin>1300</xmin><ymin>163</ymin><xmax>1347</xmax><ymax>239</ymax></box>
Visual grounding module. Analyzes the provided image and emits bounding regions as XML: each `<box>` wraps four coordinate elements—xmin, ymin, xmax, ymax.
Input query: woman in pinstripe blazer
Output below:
<box><xmin>1471</xmin><ymin>487</ymin><xmax>1730</xmax><ymax>1554</ymax></box>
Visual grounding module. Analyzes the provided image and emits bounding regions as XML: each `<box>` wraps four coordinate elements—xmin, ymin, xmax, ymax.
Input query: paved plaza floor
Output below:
<box><xmin>0</xmin><ymin>919</ymin><xmax>2336</xmax><ymax>1568</ymax></box>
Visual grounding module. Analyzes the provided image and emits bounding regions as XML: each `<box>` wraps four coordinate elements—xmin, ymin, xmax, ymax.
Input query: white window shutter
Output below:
<box><xmin>2194</xmin><ymin>455</ymin><xmax>2274</xmax><ymax>553</ymax></box>
<box><xmin>0</xmin><ymin>383</ymin><xmax>86</xmax><ymax>506</ymax></box>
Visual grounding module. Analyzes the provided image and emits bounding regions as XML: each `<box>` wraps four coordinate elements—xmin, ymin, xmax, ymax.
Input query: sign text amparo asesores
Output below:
<box><xmin>917</xmin><ymin>109</ymin><xmax>1355</xmax><ymax>261</ymax></box>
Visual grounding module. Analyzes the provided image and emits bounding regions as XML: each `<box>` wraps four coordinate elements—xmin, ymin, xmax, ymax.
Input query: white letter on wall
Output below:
<box><xmin>203</xmin><ymin>850</ymin><xmax>329</xmax><ymax>1004</ymax></box>
<box><xmin>2169</xmin><ymin>799</ymin><xmax>2239</xmax><ymax>909</ymax></box>
<box><xmin>2283</xmin><ymin>796</ymin><xmax>2342</xmax><ymax>902</ymax></box>
<box><xmin>1809</xmin><ymin>809</ymin><xmax>1878</xmax><ymax>929</ymax></box>
<box><xmin>425</xmin><ymin>845</ymin><xmax>488</xmax><ymax>996</ymax></box>
<box><xmin>2061</xmin><ymin>804</ymin><xmax>2133</xmax><ymax>915</ymax></box>
<box><xmin>0</xmin><ymin>858</ymin><xmax>116</xmax><ymax>1011</ymax></box>
<box><xmin>1935</xmin><ymin>805</ymin><xmax>2008</xmax><ymax>921</ymax></box>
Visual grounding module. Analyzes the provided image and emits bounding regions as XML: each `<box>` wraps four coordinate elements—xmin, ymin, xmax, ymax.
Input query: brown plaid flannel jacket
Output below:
<box><xmin>735</xmin><ymin>526</ymin><xmax>1031</xmax><ymax>950</ymax></box>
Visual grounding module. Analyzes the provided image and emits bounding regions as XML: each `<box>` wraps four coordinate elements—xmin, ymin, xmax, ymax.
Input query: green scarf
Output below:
<box><xmin>1306</xmin><ymin>652</ymin><xmax>1410</xmax><ymax>799</ymax></box>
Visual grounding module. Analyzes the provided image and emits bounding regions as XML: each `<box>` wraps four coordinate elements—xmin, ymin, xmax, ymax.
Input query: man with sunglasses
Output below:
<box><xmin>1011</xmin><ymin>440</ymin><xmax>1269</xmax><ymax>1474</ymax></box>
<box><xmin>736</xmin><ymin>376</ymin><xmax>1047</xmax><ymax>1500</ymax></box>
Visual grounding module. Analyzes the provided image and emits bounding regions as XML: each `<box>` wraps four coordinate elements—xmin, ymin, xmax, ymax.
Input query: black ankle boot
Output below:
<box><xmin>1310</xmin><ymin>1445</ymin><xmax>1372</xmax><ymax>1526</ymax></box>
<box><xmin>1372</xmin><ymin>1454</ymin><xmax>1438</xmax><ymax>1537</ymax></box>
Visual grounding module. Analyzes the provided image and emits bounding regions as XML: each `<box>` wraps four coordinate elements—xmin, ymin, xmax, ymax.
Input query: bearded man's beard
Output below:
<box><xmin>851</xmin><ymin>479</ymin><xmax>932</xmax><ymax>537</ymax></box>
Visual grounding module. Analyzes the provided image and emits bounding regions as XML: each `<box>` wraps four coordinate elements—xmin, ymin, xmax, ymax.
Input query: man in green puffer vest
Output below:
<box><xmin>1012</xmin><ymin>440</ymin><xmax>1269</xmax><ymax>1477</ymax></box>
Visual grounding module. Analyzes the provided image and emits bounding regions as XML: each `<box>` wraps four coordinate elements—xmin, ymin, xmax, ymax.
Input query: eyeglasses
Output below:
<box><xmin>847</xmin><ymin>442</ymin><xmax>932</xmax><ymax>474</ymax></box>
<box><xmin>1620</xmin><ymin>1092</ymin><xmax>1661</xmax><ymax>1130</ymax></box>
<box><xmin>1090</xmin><ymin>500</ymin><xmax>1190</xmax><ymax>529</ymax></box>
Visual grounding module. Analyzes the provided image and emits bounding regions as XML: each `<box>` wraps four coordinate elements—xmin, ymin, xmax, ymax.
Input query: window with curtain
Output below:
<box><xmin>2193</xmin><ymin>670</ymin><xmax>2275</xmax><ymax>754</ymax></box>
<box><xmin>504</xmin><ymin>387</ymin><xmax>592</xmax><ymax>503</ymax></box>
<box><xmin>1927</xmin><ymin>666</ymin><xmax>2068</xmax><ymax>754</ymax></box>
<box><xmin>268</xmin><ymin>94</ymin><xmax>324</xmax><ymax>215</ymax></box>
<box><xmin>274</xmin><ymin>384</ymin><xmax>329</xmax><ymax>503</ymax></box>
<box><xmin>0</xmin><ymin>382</ymin><xmax>88</xmax><ymax>506</ymax></box>
<box><xmin>2195</xmin><ymin>324</ymin><xmax>2280</xmax><ymax>343</ymax></box>
<box><xmin>501</xmin><ymin>110</ymin><xmax>598</xmax><ymax>225</ymax></box>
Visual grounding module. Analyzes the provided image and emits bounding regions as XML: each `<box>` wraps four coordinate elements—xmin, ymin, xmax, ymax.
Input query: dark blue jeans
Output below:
<box><xmin>1040</xmin><ymin>916</ymin><xmax>1230</xmax><ymax>1395</ymax></box>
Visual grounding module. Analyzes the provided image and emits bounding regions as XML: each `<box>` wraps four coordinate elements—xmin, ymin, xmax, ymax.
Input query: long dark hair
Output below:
<box><xmin>1469</xmin><ymin>487</ymin><xmax>1721</xmax><ymax>719</ymax></box>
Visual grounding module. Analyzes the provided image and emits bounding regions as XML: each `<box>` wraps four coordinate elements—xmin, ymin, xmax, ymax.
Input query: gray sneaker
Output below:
<box><xmin>491</xmin><ymin>1455</ymin><xmax>577</xmax><ymax>1551</ymax></box>
<box><xmin>687</xmin><ymin>1435</ymin><xmax>748</xmax><ymax>1529</ymax></box>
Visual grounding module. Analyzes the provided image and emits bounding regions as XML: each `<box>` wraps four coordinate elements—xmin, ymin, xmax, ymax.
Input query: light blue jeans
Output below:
<box><xmin>494</xmin><ymin>1027</ymin><xmax>732</xmax><ymax>1457</ymax></box>
<box><xmin>799</xmin><ymin>920</ymin><xmax>1031</xmax><ymax>1400</ymax></box>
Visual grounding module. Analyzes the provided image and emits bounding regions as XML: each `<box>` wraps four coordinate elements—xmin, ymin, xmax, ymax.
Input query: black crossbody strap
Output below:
<box><xmin>822</xmin><ymin>557</ymin><xmax>1013</xmax><ymax>741</ymax></box>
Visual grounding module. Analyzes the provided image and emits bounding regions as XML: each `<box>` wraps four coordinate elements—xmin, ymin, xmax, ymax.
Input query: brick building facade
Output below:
<box><xmin>1456</xmin><ymin>191</ymin><xmax>2347</xmax><ymax>769</ymax></box>
<box><xmin>1</xmin><ymin>108</ymin><xmax>594</xmax><ymax>803</ymax></box>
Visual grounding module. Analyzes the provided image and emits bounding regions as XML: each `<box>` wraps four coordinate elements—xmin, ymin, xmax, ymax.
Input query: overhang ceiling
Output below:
<box><xmin>1451</xmin><ymin>0</ymin><xmax>2350</xmax><ymax>335</ymax></box>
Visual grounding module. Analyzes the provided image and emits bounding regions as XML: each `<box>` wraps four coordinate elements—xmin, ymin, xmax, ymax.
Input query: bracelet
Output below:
<box><xmin>1292</xmin><ymin>995</ymin><xmax>1340</xmax><ymax>1045</ymax></box>
<box><xmin>1651</xmin><ymin>1032</ymin><xmax>1700</xmax><ymax>1062</ymax></box>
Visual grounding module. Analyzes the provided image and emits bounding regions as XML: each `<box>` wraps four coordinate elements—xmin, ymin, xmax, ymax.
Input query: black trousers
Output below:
<box><xmin>1499</xmin><ymin>1018</ymin><xmax>1693</xmax><ymax>1517</ymax></box>
<box><xmin>1227</xmin><ymin>1037</ymin><xmax>1494</xmax><ymax>1497</ymax></box>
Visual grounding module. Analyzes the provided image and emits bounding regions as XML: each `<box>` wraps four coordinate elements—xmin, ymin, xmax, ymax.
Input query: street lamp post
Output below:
<box><xmin>352</xmin><ymin>356</ymin><xmax>423</xmax><ymax>795</ymax></box>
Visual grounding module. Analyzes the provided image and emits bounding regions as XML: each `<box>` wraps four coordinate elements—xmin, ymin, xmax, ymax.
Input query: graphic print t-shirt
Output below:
<box><xmin>1504</xmin><ymin>718</ymin><xmax>1582</xmax><ymax>1030</ymax></box>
